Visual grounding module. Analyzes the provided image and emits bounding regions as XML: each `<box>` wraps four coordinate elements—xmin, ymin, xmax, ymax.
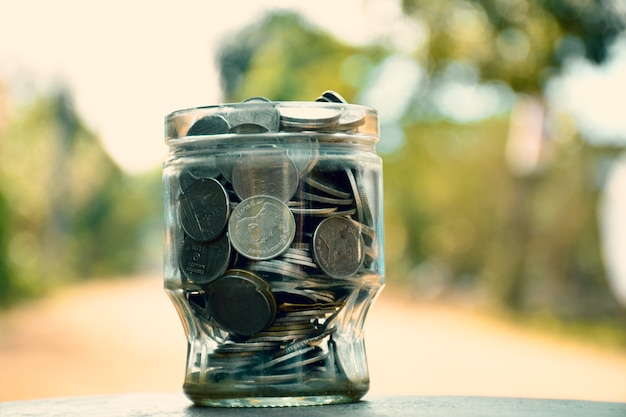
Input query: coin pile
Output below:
<box><xmin>174</xmin><ymin>92</ymin><xmax>380</xmax><ymax>386</ymax></box>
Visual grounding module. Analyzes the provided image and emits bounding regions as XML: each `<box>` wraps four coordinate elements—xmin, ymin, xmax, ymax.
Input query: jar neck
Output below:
<box><xmin>166</xmin><ymin>132</ymin><xmax>379</xmax><ymax>157</ymax></box>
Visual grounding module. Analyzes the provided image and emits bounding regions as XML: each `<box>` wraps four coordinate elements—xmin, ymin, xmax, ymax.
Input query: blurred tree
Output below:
<box><xmin>217</xmin><ymin>11</ymin><xmax>386</xmax><ymax>102</ymax></box>
<box><xmin>401</xmin><ymin>0</ymin><xmax>626</xmax><ymax>92</ymax></box>
<box><xmin>214</xmin><ymin>4</ymin><xmax>626</xmax><ymax>332</ymax></box>
<box><xmin>0</xmin><ymin>86</ymin><xmax>158</xmax><ymax>306</ymax></box>
<box><xmin>0</xmin><ymin>189</ymin><xmax>18</xmax><ymax>305</ymax></box>
<box><xmin>397</xmin><ymin>0</ymin><xmax>626</xmax><ymax>319</ymax></box>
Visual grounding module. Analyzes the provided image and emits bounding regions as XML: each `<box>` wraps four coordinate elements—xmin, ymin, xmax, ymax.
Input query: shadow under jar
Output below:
<box><xmin>163</xmin><ymin>98</ymin><xmax>385</xmax><ymax>407</ymax></box>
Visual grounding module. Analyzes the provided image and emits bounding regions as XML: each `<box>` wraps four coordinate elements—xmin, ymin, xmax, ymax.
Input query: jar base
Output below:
<box><xmin>184</xmin><ymin>379</ymin><xmax>368</xmax><ymax>408</ymax></box>
<box><xmin>188</xmin><ymin>394</ymin><xmax>362</xmax><ymax>408</ymax></box>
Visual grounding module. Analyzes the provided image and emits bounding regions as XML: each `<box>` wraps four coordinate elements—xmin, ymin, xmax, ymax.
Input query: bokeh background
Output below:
<box><xmin>1</xmin><ymin>0</ymin><xmax>626</xmax><ymax>403</ymax></box>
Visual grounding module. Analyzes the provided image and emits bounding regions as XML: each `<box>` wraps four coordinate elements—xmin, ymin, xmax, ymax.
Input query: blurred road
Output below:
<box><xmin>0</xmin><ymin>275</ymin><xmax>625</xmax><ymax>402</ymax></box>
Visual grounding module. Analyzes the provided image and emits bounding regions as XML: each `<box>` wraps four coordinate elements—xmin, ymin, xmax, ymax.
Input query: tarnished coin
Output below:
<box><xmin>231</xmin><ymin>150</ymin><xmax>299</xmax><ymax>202</ymax></box>
<box><xmin>179</xmin><ymin>178</ymin><xmax>230</xmax><ymax>242</ymax></box>
<box><xmin>186</xmin><ymin>114</ymin><xmax>230</xmax><ymax>136</ymax></box>
<box><xmin>315</xmin><ymin>90</ymin><xmax>347</xmax><ymax>104</ymax></box>
<box><xmin>179</xmin><ymin>233</ymin><xmax>231</xmax><ymax>284</ymax></box>
<box><xmin>179</xmin><ymin>162</ymin><xmax>221</xmax><ymax>192</ymax></box>
<box><xmin>228</xmin><ymin>195</ymin><xmax>296</xmax><ymax>260</ymax></box>
<box><xmin>207</xmin><ymin>270</ymin><xmax>276</xmax><ymax>336</ymax></box>
<box><xmin>313</xmin><ymin>216</ymin><xmax>364</xmax><ymax>278</ymax></box>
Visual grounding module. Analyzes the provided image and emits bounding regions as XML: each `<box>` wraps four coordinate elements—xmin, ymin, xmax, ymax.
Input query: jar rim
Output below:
<box><xmin>165</xmin><ymin>101</ymin><xmax>379</xmax><ymax>143</ymax></box>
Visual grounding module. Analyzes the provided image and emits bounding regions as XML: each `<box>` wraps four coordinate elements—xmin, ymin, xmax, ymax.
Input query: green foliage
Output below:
<box><xmin>401</xmin><ymin>0</ymin><xmax>625</xmax><ymax>92</ymax></box>
<box><xmin>0</xmin><ymin>87</ymin><xmax>160</xmax><ymax>306</ymax></box>
<box><xmin>385</xmin><ymin>118</ymin><xmax>623</xmax><ymax>320</ymax></box>
<box><xmin>217</xmin><ymin>10</ymin><xmax>386</xmax><ymax>102</ymax></box>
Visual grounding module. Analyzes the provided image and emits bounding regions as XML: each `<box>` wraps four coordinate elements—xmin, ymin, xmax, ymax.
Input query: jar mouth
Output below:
<box><xmin>165</xmin><ymin>101</ymin><xmax>379</xmax><ymax>144</ymax></box>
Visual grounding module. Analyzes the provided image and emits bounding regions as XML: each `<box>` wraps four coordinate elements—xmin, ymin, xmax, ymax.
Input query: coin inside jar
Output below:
<box><xmin>313</xmin><ymin>216</ymin><xmax>365</xmax><ymax>278</ymax></box>
<box><xmin>228</xmin><ymin>195</ymin><xmax>295</xmax><ymax>260</ymax></box>
<box><xmin>231</xmin><ymin>150</ymin><xmax>299</xmax><ymax>202</ymax></box>
<box><xmin>178</xmin><ymin>178</ymin><xmax>230</xmax><ymax>242</ymax></box>
<box><xmin>226</xmin><ymin>102</ymin><xmax>280</xmax><ymax>132</ymax></box>
<box><xmin>186</xmin><ymin>114</ymin><xmax>230</xmax><ymax>136</ymax></box>
<box><xmin>207</xmin><ymin>270</ymin><xmax>276</xmax><ymax>336</ymax></box>
<box><xmin>179</xmin><ymin>233</ymin><xmax>231</xmax><ymax>284</ymax></box>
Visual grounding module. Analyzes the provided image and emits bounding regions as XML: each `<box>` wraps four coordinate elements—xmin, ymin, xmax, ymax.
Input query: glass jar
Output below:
<box><xmin>163</xmin><ymin>97</ymin><xmax>385</xmax><ymax>407</ymax></box>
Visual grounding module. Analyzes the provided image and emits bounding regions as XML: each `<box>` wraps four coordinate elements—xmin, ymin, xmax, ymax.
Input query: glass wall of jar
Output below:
<box><xmin>163</xmin><ymin>98</ymin><xmax>384</xmax><ymax>407</ymax></box>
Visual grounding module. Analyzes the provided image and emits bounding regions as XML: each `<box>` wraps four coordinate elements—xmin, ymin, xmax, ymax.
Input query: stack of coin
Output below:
<box><xmin>171</xmin><ymin>92</ymin><xmax>381</xmax><ymax>393</ymax></box>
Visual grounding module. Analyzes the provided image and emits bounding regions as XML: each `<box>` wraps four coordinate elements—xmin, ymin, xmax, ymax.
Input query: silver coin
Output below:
<box><xmin>273</xmin><ymin>348</ymin><xmax>328</xmax><ymax>372</ymax></box>
<box><xmin>299</xmin><ymin>191</ymin><xmax>353</xmax><ymax>206</ymax></box>
<box><xmin>249</xmin><ymin>259</ymin><xmax>308</xmax><ymax>281</ymax></box>
<box><xmin>246</xmin><ymin>333</ymin><xmax>308</xmax><ymax>343</ymax></box>
<box><xmin>214</xmin><ymin>341</ymin><xmax>277</xmax><ymax>354</ymax></box>
<box><xmin>322</xmin><ymin>108</ymin><xmax>366</xmax><ymax>132</ymax></box>
<box><xmin>254</xmin><ymin>345</ymin><xmax>316</xmax><ymax>371</ymax></box>
<box><xmin>251</xmin><ymin>325</ymin><xmax>315</xmax><ymax>340</ymax></box>
<box><xmin>272</xmin><ymin>288</ymin><xmax>318</xmax><ymax>305</ymax></box>
<box><xmin>231</xmin><ymin>150</ymin><xmax>299</xmax><ymax>202</ymax></box>
<box><xmin>337</xmin><ymin>107</ymin><xmax>366</xmax><ymax>130</ymax></box>
<box><xmin>290</xmin><ymin>206</ymin><xmax>339</xmax><ymax>216</ymax></box>
<box><xmin>226</xmin><ymin>102</ymin><xmax>280</xmax><ymax>132</ymax></box>
<box><xmin>263</xmin><ymin>321</ymin><xmax>316</xmax><ymax>332</ymax></box>
<box><xmin>303</xmin><ymin>176</ymin><xmax>352</xmax><ymax>199</ymax></box>
<box><xmin>229</xmin><ymin>123</ymin><xmax>269</xmax><ymax>134</ymax></box>
<box><xmin>283</xmin><ymin>247</ymin><xmax>311</xmax><ymax>257</ymax></box>
<box><xmin>228</xmin><ymin>195</ymin><xmax>296</xmax><ymax>260</ymax></box>
<box><xmin>328</xmin><ymin>208</ymin><xmax>357</xmax><ymax>217</ymax></box>
<box><xmin>270</xmin><ymin>317</ymin><xmax>315</xmax><ymax>328</ymax></box>
<box><xmin>277</xmin><ymin>327</ymin><xmax>336</xmax><ymax>356</ymax></box>
<box><xmin>279</xmin><ymin>106</ymin><xmax>341</xmax><ymax>129</ymax></box>
<box><xmin>313</xmin><ymin>216</ymin><xmax>364</xmax><ymax>279</ymax></box>
<box><xmin>290</xmin><ymin>242</ymin><xmax>312</xmax><ymax>253</ymax></box>
<box><xmin>303</xmin><ymin>289</ymin><xmax>336</xmax><ymax>304</ymax></box>
<box><xmin>279</xmin><ymin>252</ymin><xmax>318</xmax><ymax>269</ymax></box>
